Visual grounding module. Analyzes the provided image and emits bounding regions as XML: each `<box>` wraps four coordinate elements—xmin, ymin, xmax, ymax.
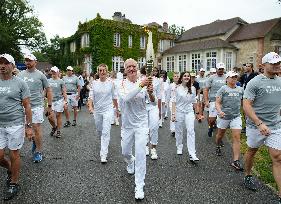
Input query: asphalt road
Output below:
<box><xmin>0</xmin><ymin>107</ymin><xmax>278</xmax><ymax>203</ymax></box>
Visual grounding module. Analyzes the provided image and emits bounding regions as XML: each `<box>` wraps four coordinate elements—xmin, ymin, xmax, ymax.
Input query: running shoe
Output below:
<box><xmin>4</xmin><ymin>183</ymin><xmax>20</xmax><ymax>201</ymax></box>
<box><xmin>146</xmin><ymin>146</ymin><xmax>149</xmax><ymax>156</ymax></box>
<box><xmin>101</xmin><ymin>156</ymin><xmax>107</xmax><ymax>163</ymax></box>
<box><xmin>219</xmin><ymin>140</ymin><xmax>224</xmax><ymax>147</ymax></box>
<box><xmin>208</xmin><ymin>127</ymin><xmax>213</xmax><ymax>137</ymax></box>
<box><xmin>231</xmin><ymin>160</ymin><xmax>244</xmax><ymax>171</ymax></box>
<box><xmin>127</xmin><ymin>157</ymin><xmax>135</xmax><ymax>174</ymax></box>
<box><xmin>56</xmin><ymin>131</ymin><xmax>61</xmax><ymax>138</ymax></box>
<box><xmin>72</xmin><ymin>120</ymin><xmax>77</xmax><ymax>126</ymax></box>
<box><xmin>63</xmin><ymin>121</ymin><xmax>71</xmax><ymax>127</ymax></box>
<box><xmin>278</xmin><ymin>197</ymin><xmax>281</xmax><ymax>204</ymax></box>
<box><xmin>150</xmin><ymin>148</ymin><xmax>158</xmax><ymax>160</ymax></box>
<box><xmin>177</xmin><ymin>148</ymin><xmax>183</xmax><ymax>155</ymax></box>
<box><xmin>244</xmin><ymin>175</ymin><xmax>257</xmax><ymax>191</ymax></box>
<box><xmin>50</xmin><ymin>126</ymin><xmax>57</xmax><ymax>136</ymax></box>
<box><xmin>135</xmin><ymin>185</ymin><xmax>144</xmax><ymax>200</ymax></box>
<box><xmin>171</xmin><ymin>132</ymin><xmax>175</xmax><ymax>137</ymax></box>
<box><xmin>33</xmin><ymin>152</ymin><xmax>43</xmax><ymax>163</ymax></box>
<box><xmin>216</xmin><ymin>146</ymin><xmax>222</xmax><ymax>156</ymax></box>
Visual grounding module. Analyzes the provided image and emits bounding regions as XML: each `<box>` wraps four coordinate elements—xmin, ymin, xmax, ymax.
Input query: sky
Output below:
<box><xmin>28</xmin><ymin>0</ymin><xmax>281</xmax><ymax>40</ymax></box>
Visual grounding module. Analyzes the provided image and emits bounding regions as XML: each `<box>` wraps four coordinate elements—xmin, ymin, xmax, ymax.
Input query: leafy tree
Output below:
<box><xmin>168</xmin><ymin>24</ymin><xmax>186</xmax><ymax>37</ymax></box>
<box><xmin>41</xmin><ymin>35</ymin><xmax>63</xmax><ymax>68</ymax></box>
<box><xmin>0</xmin><ymin>0</ymin><xmax>47</xmax><ymax>60</ymax></box>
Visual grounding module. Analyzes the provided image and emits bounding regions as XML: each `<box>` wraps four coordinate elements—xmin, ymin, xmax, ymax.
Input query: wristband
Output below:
<box><xmin>48</xmin><ymin>104</ymin><xmax>52</xmax><ymax>108</ymax></box>
<box><xmin>26</xmin><ymin>123</ymin><xmax>33</xmax><ymax>128</ymax></box>
<box><xmin>257</xmin><ymin>122</ymin><xmax>263</xmax><ymax>127</ymax></box>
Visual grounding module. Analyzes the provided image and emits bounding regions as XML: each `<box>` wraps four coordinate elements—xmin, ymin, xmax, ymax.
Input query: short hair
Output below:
<box><xmin>97</xmin><ymin>63</ymin><xmax>108</xmax><ymax>72</ymax></box>
<box><xmin>124</xmin><ymin>58</ymin><xmax>138</xmax><ymax>69</ymax></box>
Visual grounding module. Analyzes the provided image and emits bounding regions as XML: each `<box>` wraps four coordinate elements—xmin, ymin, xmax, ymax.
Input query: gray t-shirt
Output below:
<box><xmin>243</xmin><ymin>75</ymin><xmax>281</xmax><ymax>130</ymax></box>
<box><xmin>18</xmin><ymin>69</ymin><xmax>49</xmax><ymax>108</ymax></box>
<box><xmin>216</xmin><ymin>85</ymin><xmax>243</xmax><ymax>120</ymax></box>
<box><xmin>48</xmin><ymin>78</ymin><xmax>65</xmax><ymax>102</ymax></box>
<box><xmin>206</xmin><ymin>74</ymin><xmax>226</xmax><ymax>102</ymax></box>
<box><xmin>0</xmin><ymin>76</ymin><xmax>30</xmax><ymax>127</ymax></box>
<box><xmin>196</xmin><ymin>76</ymin><xmax>207</xmax><ymax>91</ymax></box>
<box><xmin>63</xmin><ymin>75</ymin><xmax>79</xmax><ymax>94</ymax></box>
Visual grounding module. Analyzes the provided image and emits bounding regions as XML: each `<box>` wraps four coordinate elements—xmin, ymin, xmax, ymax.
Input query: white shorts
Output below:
<box><xmin>67</xmin><ymin>94</ymin><xmax>78</xmax><ymax>107</ymax></box>
<box><xmin>32</xmin><ymin>106</ymin><xmax>44</xmax><ymax>124</ymax></box>
<box><xmin>52</xmin><ymin>99</ymin><xmax>64</xmax><ymax>113</ymax></box>
<box><xmin>246</xmin><ymin>127</ymin><xmax>281</xmax><ymax>150</ymax></box>
<box><xmin>217</xmin><ymin>116</ymin><xmax>242</xmax><ymax>129</ymax></box>
<box><xmin>0</xmin><ymin>125</ymin><xmax>25</xmax><ymax>150</ymax></box>
<box><xmin>209</xmin><ymin>101</ymin><xmax>218</xmax><ymax>117</ymax></box>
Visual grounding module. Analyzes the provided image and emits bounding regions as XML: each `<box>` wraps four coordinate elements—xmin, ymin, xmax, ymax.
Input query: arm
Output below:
<box><xmin>22</xmin><ymin>98</ymin><xmax>33</xmax><ymax>140</ymax></box>
<box><xmin>121</xmin><ymin>80</ymin><xmax>147</xmax><ymax>102</ymax></box>
<box><xmin>76</xmin><ymin>85</ymin><xmax>81</xmax><ymax>100</ymax></box>
<box><xmin>243</xmin><ymin>99</ymin><xmax>270</xmax><ymax>136</ymax></box>
<box><xmin>171</xmin><ymin>102</ymin><xmax>176</xmax><ymax>122</ymax></box>
<box><xmin>203</xmin><ymin>87</ymin><xmax>210</xmax><ymax>107</ymax></box>
<box><xmin>46</xmin><ymin>87</ymin><xmax>53</xmax><ymax>113</ymax></box>
<box><xmin>215</xmin><ymin>96</ymin><xmax>225</xmax><ymax>118</ymax></box>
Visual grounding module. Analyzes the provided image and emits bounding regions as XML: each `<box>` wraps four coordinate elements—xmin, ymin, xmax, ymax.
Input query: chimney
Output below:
<box><xmin>163</xmin><ymin>22</ymin><xmax>168</xmax><ymax>32</ymax></box>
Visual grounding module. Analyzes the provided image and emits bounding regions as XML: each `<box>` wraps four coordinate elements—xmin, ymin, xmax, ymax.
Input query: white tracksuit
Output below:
<box><xmin>118</xmin><ymin>79</ymin><xmax>153</xmax><ymax>188</ymax></box>
<box><xmin>89</xmin><ymin>79</ymin><xmax>117</xmax><ymax>158</ymax></box>
<box><xmin>171</xmin><ymin>85</ymin><xmax>198</xmax><ymax>160</ymax></box>
<box><xmin>169</xmin><ymin>82</ymin><xmax>177</xmax><ymax>133</ymax></box>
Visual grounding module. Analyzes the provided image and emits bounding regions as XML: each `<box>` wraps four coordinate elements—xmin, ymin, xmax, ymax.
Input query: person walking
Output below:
<box><xmin>88</xmin><ymin>64</ymin><xmax>118</xmax><ymax>163</ymax></box>
<box><xmin>118</xmin><ymin>58</ymin><xmax>154</xmax><ymax>200</ymax></box>
<box><xmin>47</xmin><ymin>66</ymin><xmax>67</xmax><ymax>138</ymax></box>
<box><xmin>215</xmin><ymin>71</ymin><xmax>244</xmax><ymax>171</ymax></box>
<box><xmin>0</xmin><ymin>54</ymin><xmax>33</xmax><ymax>200</ymax></box>
<box><xmin>18</xmin><ymin>53</ymin><xmax>52</xmax><ymax>163</ymax></box>
<box><xmin>243</xmin><ymin>52</ymin><xmax>281</xmax><ymax>203</ymax></box>
<box><xmin>169</xmin><ymin>72</ymin><xmax>180</xmax><ymax>137</ymax></box>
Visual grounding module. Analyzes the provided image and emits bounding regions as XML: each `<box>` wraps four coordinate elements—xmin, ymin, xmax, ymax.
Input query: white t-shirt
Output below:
<box><xmin>146</xmin><ymin>77</ymin><xmax>161</xmax><ymax>111</ymax></box>
<box><xmin>171</xmin><ymin>85</ymin><xmax>196</xmax><ymax>114</ymax></box>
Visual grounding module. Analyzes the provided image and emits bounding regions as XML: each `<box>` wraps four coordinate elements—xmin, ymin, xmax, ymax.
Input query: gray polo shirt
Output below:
<box><xmin>18</xmin><ymin>69</ymin><xmax>49</xmax><ymax>108</ymax></box>
<box><xmin>0</xmin><ymin>76</ymin><xmax>30</xmax><ymax>127</ymax></box>
<box><xmin>63</xmin><ymin>75</ymin><xmax>79</xmax><ymax>94</ymax></box>
<box><xmin>206</xmin><ymin>74</ymin><xmax>226</xmax><ymax>102</ymax></box>
<box><xmin>243</xmin><ymin>75</ymin><xmax>281</xmax><ymax>130</ymax></box>
<box><xmin>216</xmin><ymin>85</ymin><xmax>243</xmax><ymax>120</ymax></box>
<box><xmin>48</xmin><ymin>78</ymin><xmax>65</xmax><ymax>102</ymax></box>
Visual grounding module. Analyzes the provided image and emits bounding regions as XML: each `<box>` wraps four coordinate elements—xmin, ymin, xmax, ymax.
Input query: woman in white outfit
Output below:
<box><xmin>171</xmin><ymin>71</ymin><xmax>202</xmax><ymax>163</ymax></box>
<box><xmin>88</xmin><ymin>64</ymin><xmax>118</xmax><ymax>163</ymax></box>
<box><xmin>118</xmin><ymin>58</ymin><xmax>154</xmax><ymax>200</ymax></box>
<box><xmin>169</xmin><ymin>72</ymin><xmax>180</xmax><ymax>137</ymax></box>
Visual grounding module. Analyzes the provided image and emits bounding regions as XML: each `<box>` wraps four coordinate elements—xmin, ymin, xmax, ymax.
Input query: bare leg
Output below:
<box><xmin>268</xmin><ymin>147</ymin><xmax>281</xmax><ymax>197</ymax></box>
<box><xmin>244</xmin><ymin>147</ymin><xmax>258</xmax><ymax>176</ymax></box>
<box><xmin>33</xmin><ymin>124</ymin><xmax>43</xmax><ymax>152</ymax></box>
<box><xmin>231</xmin><ymin>129</ymin><xmax>241</xmax><ymax>161</ymax></box>
<box><xmin>9</xmin><ymin>150</ymin><xmax>20</xmax><ymax>183</ymax></box>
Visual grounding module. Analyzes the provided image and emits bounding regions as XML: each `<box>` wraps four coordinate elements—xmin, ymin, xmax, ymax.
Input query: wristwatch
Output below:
<box><xmin>26</xmin><ymin>123</ymin><xmax>33</xmax><ymax>128</ymax></box>
<box><xmin>48</xmin><ymin>104</ymin><xmax>52</xmax><ymax>108</ymax></box>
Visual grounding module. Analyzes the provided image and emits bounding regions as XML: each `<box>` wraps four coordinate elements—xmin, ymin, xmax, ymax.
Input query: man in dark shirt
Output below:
<box><xmin>239</xmin><ymin>63</ymin><xmax>258</xmax><ymax>89</ymax></box>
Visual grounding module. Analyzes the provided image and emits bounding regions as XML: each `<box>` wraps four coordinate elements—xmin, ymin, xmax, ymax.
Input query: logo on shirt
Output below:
<box><xmin>265</xmin><ymin>86</ymin><xmax>281</xmax><ymax>94</ymax></box>
<box><xmin>228</xmin><ymin>92</ymin><xmax>240</xmax><ymax>97</ymax></box>
<box><xmin>0</xmin><ymin>87</ymin><xmax>11</xmax><ymax>94</ymax></box>
<box><xmin>49</xmin><ymin>82</ymin><xmax>58</xmax><ymax>88</ymax></box>
<box><xmin>23</xmin><ymin>77</ymin><xmax>34</xmax><ymax>83</ymax></box>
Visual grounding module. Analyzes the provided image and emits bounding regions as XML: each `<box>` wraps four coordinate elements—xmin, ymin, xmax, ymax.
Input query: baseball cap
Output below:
<box><xmin>216</xmin><ymin>62</ymin><xmax>225</xmax><ymax>69</ymax></box>
<box><xmin>0</xmin><ymin>53</ymin><xmax>15</xmax><ymax>65</ymax></box>
<box><xmin>226</xmin><ymin>71</ymin><xmax>238</xmax><ymax>78</ymax></box>
<box><xmin>210</xmin><ymin>68</ymin><xmax>217</xmax><ymax>73</ymax></box>
<box><xmin>24</xmin><ymin>53</ymin><xmax>37</xmax><ymax>61</ymax></box>
<box><xmin>262</xmin><ymin>52</ymin><xmax>281</xmax><ymax>64</ymax></box>
<box><xmin>50</xmin><ymin>66</ymin><xmax>59</xmax><ymax>73</ymax></box>
<box><xmin>199</xmin><ymin>68</ymin><xmax>205</xmax><ymax>72</ymax></box>
<box><xmin>66</xmin><ymin>66</ymin><xmax>73</xmax><ymax>71</ymax></box>
<box><xmin>190</xmin><ymin>72</ymin><xmax>196</xmax><ymax>77</ymax></box>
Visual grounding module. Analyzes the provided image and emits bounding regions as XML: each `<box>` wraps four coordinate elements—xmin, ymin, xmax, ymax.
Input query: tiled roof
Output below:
<box><xmin>177</xmin><ymin>17</ymin><xmax>247</xmax><ymax>42</ymax></box>
<box><xmin>227</xmin><ymin>18</ymin><xmax>281</xmax><ymax>42</ymax></box>
<box><xmin>163</xmin><ymin>39</ymin><xmax>237</xmax><ymax>55</ymax></box>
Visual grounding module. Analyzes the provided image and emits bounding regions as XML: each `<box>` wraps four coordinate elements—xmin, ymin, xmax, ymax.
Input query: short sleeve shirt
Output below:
<box><xmin>63</xmin><ymin>75</ymin><xmax>79</xmax><ymax>93</ymax></box>
<box><xmin>171</xmin><ymin>85</ymin><xmax>196</xmax><ymax>114</ymax></box>
<box><xmin>48</xmin><ymin>78</ymin><xmax>65</xmax><ymax>102</ymax></box>
<box><xmin>18</xmin><ymin>69</ymin><xmax>49</xmax><ymax>108</ymax></box>
<box><xmin>243</xmin><ymin>75</ymin><xmax>281</xmax><ymax>130</ymax></box>
<box><xmin>0</xmin><ymin>76</ymin><xmax>30</xmax><ymax>127</ymax></box>
<box><xmin>206</xmin><ymin>74</ymin><xmax>226</xmax><ymax>102</ymax></box>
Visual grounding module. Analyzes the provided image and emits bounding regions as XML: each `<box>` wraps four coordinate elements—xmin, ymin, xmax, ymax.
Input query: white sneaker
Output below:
<box><xmin>115</xmin><ymin>118</ymin><xmax>119</xmax><ymax>126</ymax></box>
<box><xmin>135</xmin><ymin>186</ymin><xmax>144</xmax><ymax>200</ymax></box>
<box><xmin>101</xmin><ymin>156</ymin><xmax>107</xmax><ymax>163</ymax></box>
<box><xmin>146</xmin><ymin>146</ymin><xmax>149</xmax><ymax>156</ymax></box>
<box><xmin>150</xmin><ymin>148</ymin><xmax>158</xmax><ymax>160</ymax></box>
<box><xmin>127</xmin><ymin>157</ymin><xmax>135</xmax><ymax>174</ymax></box>
<box><xmin>177</xmin><ymin>148</ymin><xmax>183</xmax><ymax>155</ymax></box>
<box><xmin>190</xmin><ymin>155</ymin><xmax>199</xmax><ymax>161</ymax></box>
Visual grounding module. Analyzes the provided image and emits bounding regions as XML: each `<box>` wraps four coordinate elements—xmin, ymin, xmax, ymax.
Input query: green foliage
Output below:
<box><xmin>60</xmin><ymin>15</ymin><xmax>175</xmax><ymax>73</ymax></box>
<box><xmin>167</xmin><ymin>71</ymin><xmax>174</xmax><ymax>82</ymax></box>
<box><xmin>73</xmin><ymin>66</ymin><xmax>83</xmax><ymax>74</ymax></box>
<box><xmin>0</xmin><ymin>0</ymin><xmax>47</xmax><ymax>60</ymax></box>
<box><xmin>169</xmin><ymin>24</ymin><xmax>186</xmax><ymax>37</ymax></box>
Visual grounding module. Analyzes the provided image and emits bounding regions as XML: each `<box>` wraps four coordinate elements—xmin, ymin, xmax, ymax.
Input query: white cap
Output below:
<box><xmin>210</xmin><ymin>68</ymin><xmax>217</xmax><ymax>73</ymax></box>
<box><xmin>0</xmin><ymin>53</ymin><xmax>15</xmax><ymax>65</ymax></box>
<box><xmin>262</xmin><ymin>52</ymin><xmax>281</xmax><ymax>64</ymax></box>
<box><xmin>24</xmin><ymin>53</ymin><xmax>37</xmax><ymax>61</ymax></box>
<box><xmin>66</xmin><ymin>66</ymin><xmax>73</xmax><ymax>71</ymax></box>
<box><xmin>199</xmin><ymin>68</ymin><xmax>205</xmax><ymax>72</ymax></box>
<box><xmin>226</xmin><ymin>71</ymin><xmax>239</xmax><ymax>78</ymax></box>
<box><xmin>190</xmin><ymin>72</ymin><xmax>196</xmax><ymax>77</ymax></box>
<box><xmin>50</xmin><ymin>66</ymin><xmax>59</xmax><ymax>73</ymax></box>
<box><xmin>216</xmin><ymin>62</ymin><xmax>225</xmax><ymax>69</ymax></box>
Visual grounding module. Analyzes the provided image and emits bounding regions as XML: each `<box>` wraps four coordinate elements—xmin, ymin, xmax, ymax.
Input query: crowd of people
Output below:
<box><xmin>0</xmin><ymin>52</ymin><xmax>281</xmax><ymax>202</ymax></box>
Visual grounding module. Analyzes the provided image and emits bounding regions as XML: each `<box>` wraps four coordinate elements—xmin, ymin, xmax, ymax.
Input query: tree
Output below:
<box><xmin>169</xmin><ymin>24</ymin><xmax>186</xmax><ymax>37</ymax></box>
<box><xmin>0</xmin><ymin>0</ymin><xmax>47</xmax><ymax>60</ymax></box>
<box><xmin>42</xmin><ymin>35</ymin><xmax>62</xmax><ymax>67</ymax></box>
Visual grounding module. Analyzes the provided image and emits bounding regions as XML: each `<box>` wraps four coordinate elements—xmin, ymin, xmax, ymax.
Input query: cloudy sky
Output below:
<box><xmin>29</xmin><ymin>0</ymin><xmax>281</xmax><ymax>40</ymax></box>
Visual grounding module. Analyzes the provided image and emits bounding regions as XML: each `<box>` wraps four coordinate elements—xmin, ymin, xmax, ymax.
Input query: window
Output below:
<box><xmin>225</xmin><ymin>52</ymin><xmax>232</xmax><ymax>71</ymax></box>
<box><xmin>70</xmin><ymin>42</ymin><xmax>76</xmax><ymax>53</ymax></box>
<box><xmin>138</xmin><ymin>57</ymin><xmax>146</xmax><ymax>69</ymax></box>
<box><xmin>114</xmin><ymin>33</ymin><xmax>121</xmax><ymax>47</ymax></box>
<box><xmin>112</xmin><ymin>56</ymin><xmax>124</xmax><ymax>72</ymax></box>
<box><xmin>140</xmin><ymin>36</ymin><xmax>146</xmax><ymax>49</ymax></box>
<box><xmin>166</xmin><ymin>56</ymin><xmax>175</xmax><ymax>72</ymax></box>
<box><xmin>159</xmin><ymin>40</ymin><xmax>164</xmax><ymax>52</ymax></box>
<box><xmin>248</xmin><ymin>56</ymin><xmax>254</xmax><ymax>63</ymax></box>
<box><xmin>170</xmin><ymin>40</ymin><xmax>174</xmax><ymax>48</ymax></box>
<box><xmin>81</xmin><ymin>33</ymin><xmax>90</xmax><ymax>48</ymax></box>
<box><xmin>178</xmin><ymin>55</ymin><xmax>187</xmax><ymax>73</ymax></box>
<box><xmin>206</xmin><ymin>51</ymin><xmax>217</xmax><ymax>71</ymax></box>
<box><xmin>128</xmin><ymin>35</ymin><xmax>132</xmax><ymax>48</ymax></box>
<box><xmin>84</xmin><ymin>55</ymin><xmax>92</xmax><ymax>73</ymax></box>
<box><xmin>191</xmin><ymin>53</ymin><xmax>201</xmax><ymax>72</ymax></box>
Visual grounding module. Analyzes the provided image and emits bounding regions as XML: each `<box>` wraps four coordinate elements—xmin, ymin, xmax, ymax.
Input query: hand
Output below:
<box><xmin>218</xmin><ymin>111</ymin><xmax>225</xmax><ymax>118</ymax></box>
<box><xmin>76</xmin><ymin>95</ymin><xmax>80</xmax><ymax>101</ymax></box>
<box><xmin>196</xmin><ymin>114</ymin><xmax>204</xmax><ymax>120</ymax></box>
<box><xmin>205</xmin><ymin>101</ymin><xmax>210</xmax><ymax>108</ymax></box>
<box><xmin>258</xmin><ymin>123</ymin><xmax>271</xmax><ymax>136</ymax></box>
<box><xmin>63</xmin><ymin>101</ymin><xmax>68</xmax><ymax>109</ymax></box>
<box><xmin>171</xmin><ymin>114</ymin><xmax>176</xmax><ymax>122</ymax></box>
<box><xmin>25</xmin><ymin>127</ymin><xmax>33</xmax><ymax>141</ymax></box>
<box><xmin>88</xmin><ymin>107</ymin><xmax>94</xmax><ymax>114</ymax></box>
